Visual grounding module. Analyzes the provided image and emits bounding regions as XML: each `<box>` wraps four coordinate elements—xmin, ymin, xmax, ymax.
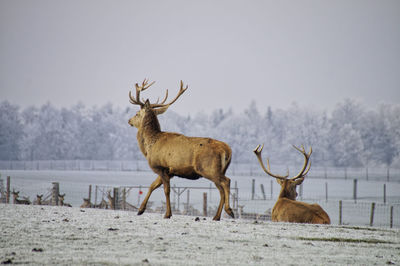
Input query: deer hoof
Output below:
<box><xmin>164</xmin><ymin>214</ymin><xmax>172</xmax><ymax>219</ymax></box>
<box><xmin>212</xmin><ymin>216</ymin><xmax>221</xmax><ymax>221</ymax></box>
<box><xmin>137</xmin><ymin>209</ymin><xmax>145</xmax><ymax>215</ymax></box>
<box><xmin>226</xmin><ymin>208</ymin><xmax>235</xmax><ymax>218</ymax></box>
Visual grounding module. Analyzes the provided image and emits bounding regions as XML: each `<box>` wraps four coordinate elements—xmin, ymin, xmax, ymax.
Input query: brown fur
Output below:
<box><xmin>129</xmin><ymin>82</ymin><xmax>234</xmax><ymax>221</ymax></box>
<box><xmin>58</xmin><ymin>194</ymin><xmax>72</xmax><ymax>207</ymax></box>
<box><xmin>254</xmin><ymin>145</ymin><xmax>330</xmax><ymax>224</ymax></box>
<box><xmin>271</xmin><ymin>180</ymin><xmax>330</xmax><ymax>224</ymax></box>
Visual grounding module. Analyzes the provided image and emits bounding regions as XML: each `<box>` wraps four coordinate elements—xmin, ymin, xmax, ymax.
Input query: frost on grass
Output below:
<box><xmin>0</xmin><ymin>204</ymin><xmax>399</xmax><ymax>265</ymax></box>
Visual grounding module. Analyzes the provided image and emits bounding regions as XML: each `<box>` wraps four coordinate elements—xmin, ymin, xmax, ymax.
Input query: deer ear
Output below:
<box><xmin>276</xmin><ymin>178</ymin><xmax>283</xmax><ymax>185</ymax></box>
<box><xmin>294</xmin><ymin>177</ymin><xmax>304</xmax><ymax>186</ymax></box>
<box><xmin>143</xmin><ymin>99</ymin><xmax>151</xmax><ymax>109</ymax></box>
<box><xmin>154</xmin><ymin>105</ymin><xmax>169</xmax><ymax>115</ymax></box>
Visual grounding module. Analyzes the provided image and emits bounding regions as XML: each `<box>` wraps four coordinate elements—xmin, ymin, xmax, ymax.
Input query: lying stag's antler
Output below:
<box><xmin>129</xmin><ymin>79</ymin><xmax>188</xmax><ymax>109</ymax></box>
<box><xmin>253</xmin><ymin>144</ymin><xmax>312</xmax><ymax>180</ymax></box>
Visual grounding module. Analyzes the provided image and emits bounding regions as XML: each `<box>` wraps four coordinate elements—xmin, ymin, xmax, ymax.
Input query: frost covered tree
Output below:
<box><xmin>0</xmin><ymin>101</ymin><xmax>23</xmax><ymax>160</ymax></box>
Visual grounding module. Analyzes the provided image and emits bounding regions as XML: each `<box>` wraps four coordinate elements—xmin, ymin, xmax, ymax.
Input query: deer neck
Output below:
<box><xmin>137</xmin><ymin>110</ymin><xmax>162</xmax><ymax>157</ymax></box>
<box><xmin>277</xmin><ymin>181</ymin><xmax>296</xmax><ymax>201</ymax></box>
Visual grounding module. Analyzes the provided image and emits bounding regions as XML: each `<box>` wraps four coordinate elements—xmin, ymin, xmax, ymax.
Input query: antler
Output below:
<box><xmin>253</xmin><ymin>144</ymin><xmax>289</xmax><ymax>180</ymax></box>
<box><xmin>253</xmin><ymin>144</ymin><xmax>312</xmax><ymax>181</ymax></box>
<box><xmin>129</xmin><ymin>79</ymin><xmax>188</xmax><ymax>109</ymax></box>
<box><xmin>129</xmin><ymin>79</ymin><xmax>156</xmax><ymax>107</ymax></box>
<box><xmin>149</xmin><ymin>80</ymin><xmax>188</xmax><ymax>108</ymax></box>
<box><xmin>291</xmin><ymin>145</ymin><xmax>312</xmax><ymax>180</ymax></box>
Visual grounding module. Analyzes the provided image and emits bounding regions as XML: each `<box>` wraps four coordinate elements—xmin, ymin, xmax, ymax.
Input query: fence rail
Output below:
<box><xmin>1</xmin><ymin>174</ymin><xmax>398</xmax><ymax>228</ymax></box>
<box><xmin>1</xmin><ymin>160</ymin><xmax>400</xmax><ymax>182</ymax></box>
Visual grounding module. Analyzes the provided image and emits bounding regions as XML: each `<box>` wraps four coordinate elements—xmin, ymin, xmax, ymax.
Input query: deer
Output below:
<box><xmin>33</xmin><ymin>194</ymin><xmax>43</xmax><ymax>205</ymax></box>
<box><xmin>107</xmin><ymin>190</ymin><xmax>115</xmax><ymax>210</ymax></box>
<box><xmin>253</xmin><ymin>144</ymin><xmax>330</xmax><ymax>224</ymax></box>
<box><xmin>128</xmin><ymin>79</ymin><xmax>234</xmax><ymax>221</ymax></box>
<box><xmin>58</xmin><ymin>194</ymin><xmax>72</xmax><ymax>207</ymax></box>
<box><xmin>11</xmin><ymin>190</ymin><xmax>31</xmax><ymax>205</ymax></box>
<box><xmin>80</xmin><ymin>198</ymin><xmax>93</xmax><ymax>208</ymax></box>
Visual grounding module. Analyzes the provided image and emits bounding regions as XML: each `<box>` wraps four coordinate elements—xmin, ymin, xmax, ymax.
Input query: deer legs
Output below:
<box><xmin>162</xmin><ymin>178</ymin><xmax>172</xmax><ymax>219</ymax></box>
<box><xmin>138</xmin><ymin>176</ymin><xmax>163</xmax><ymax>215</ymax></box>
<box><xmin>139</xmin><ymin>172</ymin><xmax>172</xmax><ymax>219</ymax></box>
<box><xmin>221</xmin><ymin>177</ymin><xmax>234</xmax><ymax>218</ymax></box>
<box><xmin>138</xmin><ymin>173</ymin><xmax>234</xmax><ymax>220</ymax></box>
<box><xmin>211</xmin><ymin>176</ymin><xmax>234</xmax><ymax>221</ymax></box>
<box><xmin>213</xmin><ymin>183</ymin><xmax>225</xmax><ymax>221</ymax></box>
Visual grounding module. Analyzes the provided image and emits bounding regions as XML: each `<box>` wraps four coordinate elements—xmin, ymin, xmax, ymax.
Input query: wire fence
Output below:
<box><xmin>1</xmin><ymin>172</ymin><xmax>399</xmax><ymax>228</ymax></box>
<box><xmin>1</xmin><ymin>160</ymin><xmax>400</xmax><ymax>182</ymax></box>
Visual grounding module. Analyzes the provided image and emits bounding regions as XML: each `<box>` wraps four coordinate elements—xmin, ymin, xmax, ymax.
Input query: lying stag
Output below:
<box><xmin>128</xmin><ymin>79</ymin><xmax>234</xmax><ymax>220</ymax></box>
<box><xmin>253</xmin><ymin>144</ymin><xmax>330</xmax><ymax>224</ymax></box>
<box><xmin>12</xmin><ymin>190</ymin><xmax>31</xmax><ymax>205</ymax></box>
<box><xmin>58</xmin><ymin>194</ymin><xmax>72</xmax><ymax>207</ymax></box>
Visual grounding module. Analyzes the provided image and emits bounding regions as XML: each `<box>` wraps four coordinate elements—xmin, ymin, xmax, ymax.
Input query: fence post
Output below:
<box><xmin>390</xmin><ymin>206</ymin><xmax>393</xmax><ymax>228</ymax></box>
<box><xmin>94</xmin><ymin>185</ymin><xmax>98</xmax><ymax>206</ymax></box>
<box><xmin>113</xmin><ymin>187</ymin><xmax>119</xmax><ymax>210</ymax></box>
<box><xmin>234</xmin><ymin>182</ymin><xmax>239</xmax><ymax>214</ymax></box>
<box><xmin>270</xmin><ymin>180</ymin><xmax>273</xmax><ymax>199</ymax></box>
<box><xmin>339</xmin><ymin>200</ymin><xmax>342</xmax><ymax>225</ymax></box>
<box><xmin>251</xmin><ymin>179</ymin><xmax>255</xmax><ymax>200</ymax></box>
<box><xmin>383</xmin><ymin>184</ymin><xmax>386</xmax><ymax>204</ymax></box>
<box><xmin>353</xmin><ymin>179</ymin><xmax>357</xmax><ymax>203</ymax></box>
<box><xmin>186</xmin><ymin>189</ymin><xmax>190</xmax><ymax>213</ymax></box>
<box><xmin>203</xmin><ymin>193</ymin><xmax>207</xmax><ymax>217</ymax></box>
<box><xmin>6</xmin><ymin>176</ymin><xmax>10</xmax><ymax>204</ymax></box>
<box><xmin>260</xmin><ymin>184</ymin><xmax>266</xmax><ymax>200</ymax></box>
<box><xmin>366</xmin><ymin>167</ymin><xmax>368</xmax><ymax>181</ymax></box>
<box><xmin>122</xmin><ymin>188</ymin><xmax>126</xmax><ymax>210</ymax></box>
<box><xmin>369</xmin><ymin>202</ymin><xmax>375</xmax><ymax>226</ymax></box>
<box><xmin>325</xmin><ymin>182</ymin><xmax>328</xmax><ymax>202</ymax></box>
<box><xmin>88</xmin><ymin>185</ymin><xmax>92</xmax><ymax>203</ymax></box>
<box><xmin>52</xmin><ymin>182</ymin><xmax>59</xmax><ymax>206</ymax></box>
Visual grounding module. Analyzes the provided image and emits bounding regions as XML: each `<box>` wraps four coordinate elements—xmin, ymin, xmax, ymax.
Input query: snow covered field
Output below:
<box><xmin>2</xmin><ymin>170</ymin><xmax>400</xmax><ymax>228</ymax></box>
<box><xmin>1</xmin><ymin>204</ymin><xmax>399</xmax><ymax>265</ymax></box>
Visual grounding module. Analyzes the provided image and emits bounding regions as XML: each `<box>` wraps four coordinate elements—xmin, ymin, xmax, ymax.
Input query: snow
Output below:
<box><xmin>1</xmin><ymin>204</ymin><xmax>399</xmax><ymax>265</ymax></box>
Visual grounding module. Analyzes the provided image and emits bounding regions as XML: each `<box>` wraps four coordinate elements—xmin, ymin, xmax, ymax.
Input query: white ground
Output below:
<box><xmin>1</xmin><ymin>204</ymin><xmax>399</xmax><ymax>265</ymax></box>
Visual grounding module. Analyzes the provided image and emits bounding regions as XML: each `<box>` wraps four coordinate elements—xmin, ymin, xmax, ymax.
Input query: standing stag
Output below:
<box><xmin>253</xmin><ymin>144</ymin><xmax>330</xmax><ymax>224</ymax></box>
<box><xmin>128</xmin><ymin>79</ymin><xmax>234</xmax><ymax>220</ymax></box>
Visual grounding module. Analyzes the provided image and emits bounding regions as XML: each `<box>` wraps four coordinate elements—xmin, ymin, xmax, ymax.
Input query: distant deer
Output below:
<box><xmin>253</xmin><ymin>144</ymin><xmax>330</xmax><ymax>224</ymax></box>
<box><xmin>128</xmin><ymin>79</ymin><xmax>234</xmax><ymax>220</ymax></box>
<box><xmin>107</xmin><ymin>190</ymin><xmax>115</xmax><ymax>210</ymax></box>
<box><xmin>94</xmin><ymin>198</ymin><xmax>109</xmax><ymax>209</ymax></box>
<box><xmin>33</xmin><ymin>194</ymin><xmax>43</xmax><ymax>205</ymax></box>
<box><xmin>80</xmin><ymin>198</ymin><xmax>93</xmax><ymax>208</ymax></box>
<box><xmin>58</xmin><ymin>194</ymin><xmax>72</xmax><ymax>207</ymax></box>
<box><xmin>12</xmin><ymin>190</ymin><xmax>31</xmax><ymax>205</ymax></box>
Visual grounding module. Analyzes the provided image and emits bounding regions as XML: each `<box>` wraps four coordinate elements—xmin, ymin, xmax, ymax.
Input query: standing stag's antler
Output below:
<box><xmin>129</xmin><ymin>79</ymin><xmax>188</xmax><ymax>108</ymax></box>
<box><xmin>253</xmin><ymin>144</ymin><xmax>312</xmax><ymax>180</ymax></box>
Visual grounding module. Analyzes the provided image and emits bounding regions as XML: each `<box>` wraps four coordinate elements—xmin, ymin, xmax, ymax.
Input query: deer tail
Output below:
<box><xmin>221</xmin><ymin>146</ymin><xmax>232</xmax><ymax>174</ymax></box>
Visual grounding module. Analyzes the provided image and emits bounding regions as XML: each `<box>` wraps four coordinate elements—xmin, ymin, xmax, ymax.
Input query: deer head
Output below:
<box><xmin>12</xmin><ymin>190</ymin><xmax>19</xmax><ymax>198</ymax></box>
<box><xmin>128</xmin><ymin>79</ymin><xmax>188</xmax><ymax>129</ymax></box>
<box><xmin>253</xmin><ymin>144</ymin><xmax>312</xmax><ymax>200</ymax></box>
<box><xmin>36</xmin><ymin>194</ymin><xmax>43</xmax><ymax>204</ymax></box>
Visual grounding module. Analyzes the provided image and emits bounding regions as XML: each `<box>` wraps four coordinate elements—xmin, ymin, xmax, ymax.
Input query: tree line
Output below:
<box><xmin>1</xmin><ymin>99</ymin><xmax>399</xmax><ymax>168</ymax></box>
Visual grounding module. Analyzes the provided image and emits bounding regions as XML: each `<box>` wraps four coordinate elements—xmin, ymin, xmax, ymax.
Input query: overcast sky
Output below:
<box><xmin>1</xmin><ymin>0</ymin><xmax>399</xmax><ymax>115</ymax></box>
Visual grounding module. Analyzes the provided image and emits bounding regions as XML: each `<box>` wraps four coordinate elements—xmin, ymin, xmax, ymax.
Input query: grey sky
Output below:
<box><xmin>1</xmin><ymin>0</ymin><xmax>399</xmax><ymax>115</ymax></box>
